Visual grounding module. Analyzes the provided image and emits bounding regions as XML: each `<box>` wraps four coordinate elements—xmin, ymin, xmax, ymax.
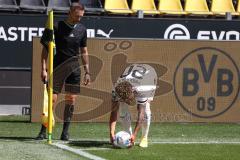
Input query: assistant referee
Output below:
<box><xmin>36</xmin><ymin>2</ymin><xmax>90</xmax><ymax>141</ymax></box>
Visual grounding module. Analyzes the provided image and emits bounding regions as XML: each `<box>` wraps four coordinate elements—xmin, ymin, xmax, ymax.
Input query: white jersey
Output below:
<box><xmin>113</xmin><ymin>64</ymin><xmax>157</xmax><ymax>104</ymax></box>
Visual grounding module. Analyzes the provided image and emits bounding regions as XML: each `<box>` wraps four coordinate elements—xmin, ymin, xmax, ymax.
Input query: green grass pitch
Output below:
<box><xmin>0</xmin><ymin>116</ymin><xmax>240</xmax><ymax>160</ymax></box>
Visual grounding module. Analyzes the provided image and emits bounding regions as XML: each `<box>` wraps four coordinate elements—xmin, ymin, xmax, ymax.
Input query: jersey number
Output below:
<box><xmin>120</xmin><ymin>65</ymin><xmax>147</xmax><ymax>79</ymax></box>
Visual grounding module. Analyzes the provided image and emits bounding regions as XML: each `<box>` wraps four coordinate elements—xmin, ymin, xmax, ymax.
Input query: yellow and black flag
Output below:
<box><xmin>41</xmin><ymin>81</ymin><xmax>55</xmax><ymax>129</ymax></box>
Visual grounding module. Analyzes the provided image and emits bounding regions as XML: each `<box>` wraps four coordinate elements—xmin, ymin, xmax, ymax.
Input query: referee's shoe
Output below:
<box><xmin>60</xmin><ymin>132</ymin><xmax>69</xmax><ymax>141</ymax></box>
<box><xmin>35</xmin><ymin>125</ymin><xmax>47</xmax><ymax>140</ymax></box>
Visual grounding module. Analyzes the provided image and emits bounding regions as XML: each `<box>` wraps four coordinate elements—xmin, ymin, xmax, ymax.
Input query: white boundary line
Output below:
<box><xmin>2</xmin><ymin>138</ymin><xmax>240</xmax><ymax>145</ymax></box>
<box><xmin>52</xmin><ymin>142</ymin><xmax>106</xmax><ymax>160</ymax></box>
<box><xmin>51</xmin><ymin>138</ymin><xmax>240</xmax><ymax>160</ymax></box>
<box><xmin>151</xmin><ymin>141</ymin><xmax>240</xmax><ymax>144</ymax></box>
<box><xmin>50</xmin><ymin>139</ymin><xmax>240</xmax><ymax>160</ymax></box>
<box><xmin>66</xmin><ymin>138</ymin><xmax>240</xmax><ymax>144</ymax></box>
<box><xmin>3</xmin><ymin>139</ymin><xmax>240</xmax><ymax>160</ymax></box>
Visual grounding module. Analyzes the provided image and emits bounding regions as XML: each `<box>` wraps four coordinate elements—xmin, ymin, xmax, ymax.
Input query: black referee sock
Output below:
<box><xmin>62</xmin><ymin>104</ymin><xmax>74</xmax><ymax>135</ymax></box>
<box><xmin>39</xmin><ymin>124</ymin><xmax>46</xmax><ymax>135</ymax></box>
<box><xmin>35</xmin><ymin>124</ymin><xmax>47</xmax><ymax>140</ymax></box>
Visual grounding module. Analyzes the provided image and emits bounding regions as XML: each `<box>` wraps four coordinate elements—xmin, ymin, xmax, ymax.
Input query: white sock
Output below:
<box><xmin>141</xmin><ymin>102</ymin><xmax>151</xmax><ymax>139</ymax></box>
<box><xmin>119</xmin><ymin>102</ymin><xmax>132</xmax><ymax>135</ymax></box>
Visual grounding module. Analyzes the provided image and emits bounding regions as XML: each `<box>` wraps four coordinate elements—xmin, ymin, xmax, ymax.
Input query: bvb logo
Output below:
<box><xmin>174</xmin><ymin>47</ymin><xmax>240</xmax><ymax>118</ymax></box>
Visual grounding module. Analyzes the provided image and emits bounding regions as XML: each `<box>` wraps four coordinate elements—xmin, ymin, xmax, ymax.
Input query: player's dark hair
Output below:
<box><xmin>115</xmin><ymin>81</ymin><xmax>133</xmax><ymax>101</ymax></box>
<box><xmin>70</xmin><ymin>2</ymin><xmax>85</xmax><ymax>11</ymax></box>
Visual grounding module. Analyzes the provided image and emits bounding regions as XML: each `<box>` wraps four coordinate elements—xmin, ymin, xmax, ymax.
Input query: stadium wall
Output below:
<box><xmin>1</xmin><ymin>14</ymin><xmax>240</xmax><ymax>111</ymax></box>
<box><xmin>2</xmin><ymin>15</ymin><xmax>240</xmax><ymax>69</ymax></box>
<box><xmin>32</xmin><ymin>38</ymin><xmax>240</xmax><ymax>122</ymax></box>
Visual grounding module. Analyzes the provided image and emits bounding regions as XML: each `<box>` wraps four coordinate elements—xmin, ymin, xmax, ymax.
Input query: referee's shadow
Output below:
<box><xmin>68</xmin><ymin>140</ymin><xmax>112</xmax><ymax>148</ymax></box>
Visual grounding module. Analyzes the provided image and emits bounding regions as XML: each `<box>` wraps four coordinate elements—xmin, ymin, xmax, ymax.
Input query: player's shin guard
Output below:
<box><xmin>62</xmin><ymin>104</ymin><xmax>74</xmax><ymax>137</ymax></box>
<box><xmin>119</xmin><ymin>102</ymin><xmax>132</xmax><ymax>135</ymax></box>
<box><xmin>141</xmin><ymin>102</ymin><xmax>151</xmax><ymax>139</ymax></box>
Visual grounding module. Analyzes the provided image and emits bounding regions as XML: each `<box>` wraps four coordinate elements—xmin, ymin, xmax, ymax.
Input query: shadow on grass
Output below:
<box><xmin>0</xmin><ymin>136</ymin><xmax>35</xmax><ymax>141</ymax></box>
<box><xmin>0</xmin><ymin>121</ymin><xmax>30</xmax><ymax>123</ymax></box>
<box><xmin>68</xmin><ymin>140</ymin><xmax>112</xmax><ymax>148</ymax></box>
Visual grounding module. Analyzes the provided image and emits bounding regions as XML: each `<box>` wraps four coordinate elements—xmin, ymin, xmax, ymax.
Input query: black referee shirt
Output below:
<box><xmin>41</xmin><ymin>20</ymin><xmax>87</xmax><ymax>66</ymax></box>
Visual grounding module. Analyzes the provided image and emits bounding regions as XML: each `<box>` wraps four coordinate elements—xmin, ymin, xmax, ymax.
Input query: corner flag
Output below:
<box><xmin>46</xmin><ymin>10</ymin><xmax>55</xmax><ymax>144</ymax></box>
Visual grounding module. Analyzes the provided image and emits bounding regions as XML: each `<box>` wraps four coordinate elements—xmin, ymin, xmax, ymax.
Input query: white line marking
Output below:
<box><xmin>3</xmin><ymin>138</ymin><xmax>240</xmax><ymax>145</ymax></box>
<box><xmin>66</xmin><ymin>138</ymin><xmax>240</xmax><ymax>144</ymax></box>
<box><xmin>67</xmin><ymin>138</ymin><xmax>240</xmax><ymax>145</ymax></box>
<box><xmin>151</xmin><ymin>141</ymin><xmax>240</xmax><ymax>144</ymax></box>
<box><xmin>52</xmin><ymin>142</ymin><xmax>106</xmax><ymax>160</ymax></box>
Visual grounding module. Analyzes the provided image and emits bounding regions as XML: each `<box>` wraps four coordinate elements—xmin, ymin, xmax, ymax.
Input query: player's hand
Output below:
<box><xmin>110</xmin><ymin>133</ymin><xmax>115</xmax><ymax>144</ymax></box>
<box><xmin>41</xmin><ymin>69</ymin><xmax>48</xmax><ymax>83</ymax></box>
<box><xmin>83</xmin><ymin>73</ymin><xmax>91</xmax><ymax>85</ymax></box>
<box><xmin>130</xmin><ymin>134</ymin><xmax>136</xmax><ymax>146</ymax></box>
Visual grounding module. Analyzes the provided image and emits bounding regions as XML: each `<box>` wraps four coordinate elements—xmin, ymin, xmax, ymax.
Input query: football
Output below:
<box><xmin>113</xmin><ymin>131</ymin><xmax>131</xmax><ymax>148</ymax></box>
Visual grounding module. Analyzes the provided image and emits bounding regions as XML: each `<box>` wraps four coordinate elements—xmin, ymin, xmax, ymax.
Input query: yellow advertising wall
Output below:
<box><xmin>31</xmin><ymin>38</ymin><xmax>240</xmax><ymax>122</ymax></box>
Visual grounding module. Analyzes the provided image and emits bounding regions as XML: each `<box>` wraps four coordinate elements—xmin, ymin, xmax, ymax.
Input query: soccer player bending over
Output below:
<box><xmin>109</xmin><ymin>64</ymin><xmax>157</xmax><ymax>148</ymax></box>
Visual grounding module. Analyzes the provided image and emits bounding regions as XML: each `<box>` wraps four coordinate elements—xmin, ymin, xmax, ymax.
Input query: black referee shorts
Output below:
<box><xmin>53</xmin><ymin>58</ymin><xmax>81</xmax><ymax>94</ymax></box>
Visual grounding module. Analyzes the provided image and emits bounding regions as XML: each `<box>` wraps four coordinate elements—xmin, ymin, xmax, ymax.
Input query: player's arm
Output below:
<box><xmin>40</xmin><ymin>27</ymin><xmax>53</xmax><ymax>82</ymax></box>
<box><xmin>109</xmin><ymin>101</ymin><xmax>119</xmax><ymax>143</ymax></box>
<box><xmin>80</xmin><ymin>47</ymin><xmax>89</xmax><ymax>74</ymax></box>
<box><xmin>41</xmin><ymin>47</ymin><xmax>48</xmax><ymax>82</ymax></box>
<box><xmin>131</xmin><ymin>103</ymin><xmax>145</xmax><ymax>143</ymax></box>
<box><xmin>80</xmin><ymin>29</ymin><xmax>90</xmax><ymax>85</ymax></box>
<box><xmin>40</xmin><ymin>39</ymin><xmax>49</xmax><ymax>83</ymax></box>
<box><xmin>80</xmin><ymin>47</ymin><xmax>91</xmax><ymax>85</ymax></box>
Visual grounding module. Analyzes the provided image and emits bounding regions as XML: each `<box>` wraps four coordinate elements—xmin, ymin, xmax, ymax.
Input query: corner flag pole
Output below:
<box><xmin>47</xmin><ymin>10</ymin><xmax>54</xmax><ymax>144</ymax></box>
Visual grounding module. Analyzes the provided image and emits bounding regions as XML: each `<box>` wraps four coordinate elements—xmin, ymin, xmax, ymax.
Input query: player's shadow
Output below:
<box><xmin>68</xmin><ymin>140</ymin><xmax>112</xmax><ymax>148</ymax></box>
<box><xmin>0</xmin><ymin>136</ymin><xmax>35</xmax><ymax>141</ymax></box>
